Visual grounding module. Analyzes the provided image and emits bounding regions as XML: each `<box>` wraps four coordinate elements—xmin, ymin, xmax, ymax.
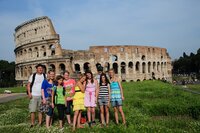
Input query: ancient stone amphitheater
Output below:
<box><xmin>14</xmin><ymin>16</ymin><xmax>172</xmax><ymax>84</ymax></box>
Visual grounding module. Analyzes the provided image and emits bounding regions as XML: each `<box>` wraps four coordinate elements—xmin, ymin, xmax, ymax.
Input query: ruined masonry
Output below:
<box><xmin>14</xmin><ymin>16</ymin><xmax>172</xmax><ymax>84</ymax></box>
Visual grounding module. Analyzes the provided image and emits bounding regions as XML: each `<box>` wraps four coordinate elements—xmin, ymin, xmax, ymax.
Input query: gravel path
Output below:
<box><xmin>0</xmin><ymin>93</ymin><xmax>27</xmax><ymax>103</ymax></box>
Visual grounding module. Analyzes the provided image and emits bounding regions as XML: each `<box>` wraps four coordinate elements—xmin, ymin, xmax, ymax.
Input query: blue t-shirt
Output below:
<box><xmin>41</xmin><ymin>79</ymin><xmax>54</xmax><ymax>98</ymax></box>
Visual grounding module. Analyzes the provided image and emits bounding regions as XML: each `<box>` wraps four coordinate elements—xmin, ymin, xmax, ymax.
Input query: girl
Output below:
<box><xmin>108</xmin><ymin>69</ymin><xmax>126</xmax><ymax>125</ymax></box>
<box><xmin>84</xmin><ymin>71</ymin><xmax>98</xmax><ymax>127</ymax></box>
<box><xmin>52</xmin><ymin>75</ymin><xmax>65</xmax><ymax>130</ymax></box>
<box><xmin>96</xmin><ymin>73</ymin><xmax>111</xmax><ymax>126</ymax></box>
<box><xmin>72</xmin><ymin>74</ymin><xmax>86</xmax><ymax>131</ymax></box>
<box><xmin>41</xmin><ymin>70</ymin><xmax>55</xmax><ymax>129</ymax></box>
<box><xmin>63</xmin><ymin>70</ymin><xmax>75</xmax><ymax>125</ymax></box>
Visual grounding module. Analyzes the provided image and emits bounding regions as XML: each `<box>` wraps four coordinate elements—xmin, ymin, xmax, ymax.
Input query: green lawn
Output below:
<box><xmin>0</xmin><ymin>87</ymin><xmax>26</xmax><ymax>94</ymax></box>
<box><xmin>0</xmin><ymin>81</ymin><xmax>200</xmax><ymax>133</ymax></box>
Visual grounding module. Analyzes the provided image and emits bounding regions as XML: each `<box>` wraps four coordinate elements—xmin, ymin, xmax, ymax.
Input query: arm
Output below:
<box><xmin>27</xmin><ymin>82</ymin><xmax>32</xmax><ymax>99</ymax></box>
<box><xmin>78</xmin><ymin>82</ymin><xmax>85</xmax><ymax>93</ymax></box>
<box><xmin>51</xmin><ymin>87</ymin><xmax>55</xmax><ymax>108</ymax></box>
<box><xmin>41</xmin><ymin>80</ymin><xmax>46</xmax><ymax>104</ymax></box>
<box><xmin>95</xmin><ymin>79</ymin><xmax>99</xmax><ymax>102</ymax></box>
<box><xmin>117</xmin><ymin>78</ymin><xmax>124</xmax><ymax>100</ymax></box>
<box><xmin>107</xmin><ymin>84</ymin><xmax>111</xmax><ymax>107</ymax></box>
<box><xmin>27</xmin><ymin>74</ymin><xmax>33</xmax><ymax>99</ymax></box>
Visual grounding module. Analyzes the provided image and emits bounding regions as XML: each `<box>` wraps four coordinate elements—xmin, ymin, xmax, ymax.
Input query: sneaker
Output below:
<box><xmin>30</xmin><ymin>125</ymin><xmax>34</xmax><ymax>128</ymax></box>
<box><xmin>88</xmin><ymin>122</ymin><xmax>92</xmax><ymax>127</ymax></box>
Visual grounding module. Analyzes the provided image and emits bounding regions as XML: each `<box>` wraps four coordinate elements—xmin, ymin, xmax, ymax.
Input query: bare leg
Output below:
<box><xmin>67</xmin><ymin>115</ymin><xmax>71</xmax><ymax>124</ymax></box>
<box><xmin>113</xmin><ymin>107</ymin><xmax>119</xmax><ymax>124</ymax></box>
<box><xmin>59</xmin><ymin>120</ymin><xmax>63</xmax><ymax>128</ymax></box>
<box><xmin>38</xmin><ymin>112</ymin><xmax>42</xmax><ymax>125</ymax></box>
<box><xmin>31</xmin><ymin>112</ymin><xmax>35</xmax><ymax>125</ymax></box>
<box><xmin>77</xmin><ymin>110</ymin><xmax>82</xmax><ymax>128</ymax></box>
<box><xmin>72</xmin><ymin>110</ymin><xmax>79</xmax><ymax>131</ymax></box>
<box><xmin>46</xmin><ymin>115</ymin><xmax>51</xmax><ymax>128</ymax></box>
<box><xmin>118</xmin><ymin>106</ymin><xmax>126</xmax><ymax>124</ymax></box>
<box><xmin>87</xmin><ymin>107</ymin><xmax>91</xmax><ymax>123</ymax></box>
<box><xmin>91</xmin><ymin>107</ymin><xmax>95</xmax><ymax>122</ymax></box>
<box><xmin>105</xmin><ymin>106</ymin><xmax>109</xmax><ymax>125</ymax></box>
<box><xmin>100</xmin><ymin>106</ymin><xmax>105</xmax><ymax>125</ymax></box>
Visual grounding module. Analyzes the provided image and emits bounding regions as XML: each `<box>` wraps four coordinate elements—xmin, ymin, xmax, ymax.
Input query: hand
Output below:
<box><xmin>51</xmin><ymin>103</ymin><xmax>54</xmax><ymax>108</ymax></box>
<box><xmin>121</xmin><ymin>96</ymin><xmax>125</xmax><ymax>100</ymax></box>
<box><xmin>43</xmin><ymin>99</ymin><xmax>46</xmax><ymax>104</ymax></box>
<box><xmin>28</xmin><ymin>93</ymin><xmax>32</xmax><ymax>99</ymax></box>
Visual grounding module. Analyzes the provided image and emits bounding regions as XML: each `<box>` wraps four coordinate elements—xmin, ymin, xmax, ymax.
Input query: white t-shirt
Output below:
<box><xmin>28</xmin><ymin>73</ymin><xmax>45</xmax><ymax>96</ymax></box>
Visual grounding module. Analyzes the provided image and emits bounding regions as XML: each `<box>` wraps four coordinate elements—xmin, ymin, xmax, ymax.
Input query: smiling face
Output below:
<box><xmin>109</xmin><ymin>69</ymin><xmax>115</xmax><ymax>78</ymax></box>
<box><xmin>36</xmin><ymin>66</ymin><xmax>43</xmax><ymax>74</ymax></box>
<box><xmin>64</xmin><ymin>72</ymin><xmax>69</xmax><ymax>80</ymax></box>
<box><xmin>86</xmin><ymin>72</ymin><xmax>92</xmax><ymax>79</ymax></box>
<box><xmin>101</xmin><ymin>75</ymin><xmax>106</xmax><ymax>83</ymax></box>
<box><xmin>48</xmin><ymin>71</ymin><xmax>55</xmax><ymax>80</ymax></box>
<box><xmin>57</xmin><ymin>78</ymin><xmax>63</xmax><ymax>85</ymax></box>
<box><xmin>80</xmin><ymin>76</ymin><xmax>86</xmax><ymax>83</ymax></box>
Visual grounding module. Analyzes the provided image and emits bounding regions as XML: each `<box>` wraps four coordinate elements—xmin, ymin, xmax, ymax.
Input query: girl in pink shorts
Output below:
<box><xmin>84</xmin><ymin>71</ymin><xmax>98</xmax><ymax>127</ymax></box>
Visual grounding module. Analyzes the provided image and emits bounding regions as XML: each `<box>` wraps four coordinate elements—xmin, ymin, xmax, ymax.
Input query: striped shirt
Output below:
<box><xmin>98</xmin><ymin>84</ymin><xmax>109</xmax><ymax>99</ymax></box>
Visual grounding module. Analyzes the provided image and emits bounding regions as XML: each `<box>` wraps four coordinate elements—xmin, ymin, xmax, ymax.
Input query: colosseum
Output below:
<box><xmin>14</xmin><ymin>16</ymin><xmax>172</xmax><ymax>84</ymax></box>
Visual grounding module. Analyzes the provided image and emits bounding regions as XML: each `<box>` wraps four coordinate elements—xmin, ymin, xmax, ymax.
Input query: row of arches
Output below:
<box><xmin>16</xmin><ymin>63</ymin><xmax>67</xmax><ymax>79</ymax></box>
<box><xmin>73</xmin><ymin>61</ymin><xmax>167</xmax><ymax>74</ymax></box>
<box><xmin>16</xmin><ymin>44</ymin><xmax>56</xmax><ymax>61</ymax></box>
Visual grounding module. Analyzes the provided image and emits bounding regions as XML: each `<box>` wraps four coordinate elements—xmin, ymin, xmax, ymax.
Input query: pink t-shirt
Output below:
<box><xmin>63</xmin><ymin>79</ymin><xmax>76</xmax><ymax>101</ymax></box>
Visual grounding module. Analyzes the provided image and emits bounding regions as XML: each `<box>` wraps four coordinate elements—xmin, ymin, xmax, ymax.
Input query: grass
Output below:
<box><xmin>0</xmin><ymin>80</ymin><xmax>200</xmax><ymax>132</ymax></box>
<box><xmin>0</xmin><ymin>87</ymin><xmax>26</xmax><ymax>94</ymax></box>
<box><xmin>187</xmin><ymin>84</ymin><xmax>200</xmax><ymax>92</ymax></box>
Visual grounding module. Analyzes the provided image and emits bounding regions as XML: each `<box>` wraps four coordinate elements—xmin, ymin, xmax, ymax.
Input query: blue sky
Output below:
<box><xmin>0</xmin><ymin>0</ymin><xmax>200</xmax><ymax>61</ymax></box>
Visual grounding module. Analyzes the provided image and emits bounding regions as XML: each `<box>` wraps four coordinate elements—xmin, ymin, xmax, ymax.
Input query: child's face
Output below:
<box><xmin>48</xmin><ymin>72</ymin><xmax>55</xmax><ymax>80</ymax></box>
<box><xmin>80</xmin><ymin>76</ymin><xmax>86</xmax><ymax>82</ymax></box>
<box><xmin>58</xmin><ymin>78</ymin><xmax>63</xmax><ymax>85</ymax></box>
<box><xmin>86</xmin><ymin>73</ymin><xmax>92</xmax><ymax>79</ymax></box>
<box><xmin>64</xmin><ymin>73</ymin><xmax>69</xmax><ymax>80</ymax></box>
<box><xmin>101</xmin><ymin>76</ymin><xmax>106</xmax><ymax>82</ymax></box>
<box><xmin>109</xmin><ymin>70</ymin><xmax>114</xmax><ymax>77</ymax></box>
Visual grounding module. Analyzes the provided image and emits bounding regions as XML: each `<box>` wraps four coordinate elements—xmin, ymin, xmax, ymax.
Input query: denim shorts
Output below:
<box><xmin>98</xmin><ymin>97</ymin><xmax>109</xmax><ymax>106</ymax></box>
<box><xmin>111</xmin><ymin>99</ymin><xmax>122</xmax><ymax>107</ymax></box>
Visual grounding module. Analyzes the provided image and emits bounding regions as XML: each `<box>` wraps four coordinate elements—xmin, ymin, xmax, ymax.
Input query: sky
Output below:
<box><xmin>0</xmin><ymin>0</ymin><xmax>200</xmax><ymax>62</ymax></box>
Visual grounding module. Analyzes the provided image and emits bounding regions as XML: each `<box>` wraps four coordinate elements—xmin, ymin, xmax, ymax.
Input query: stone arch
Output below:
<box><xmin>28</xmin><ymin>66</ymin><xmax>32</xmax><ymax>77</ymax></box>
<box><xmin>111</xmin><ymin>55</ymin><xmax>118</xmax><ymax>62</ymax></box>
<box><xmin>104</xmin><ymin>62</ymin><xmax>110</xmax><ymax>72</ymax></box>
<box><xmin>49</xmin><ymin>44</ymin><xmax>55</xmax><ymax>56</ymax></box>
<box><xmin>148</xmin><ymin>62</ymin><xmax>151</xmax><ymax>73</ymax></box>
<box><xmin>20</xmin><ymin>67</ymin><xmax>23</xmax><ymax>77</ymax></box>
<box><xmin>34</xmin><ymin>47</ymin><xmax>39</xmax><ymax>57</ymax></box>
<box><xmin>83</xmin><ymin>62</ymin><xmax>90</xmax><ymax>72</ymax></box>
<box><xmin>96</xmin><ymin>63</ymin><xmax>102</xmax><ymax>71</ymax></box>
<box><xmin>137</xmin><ymin>79</ymin><xmax>140</xmax><ymax>82</ymax></box>
<box><xmin>41</xmin><ymin>45</ymin><xmax>46</xmax><ymax>57</ymax></box>
<box><xmin>74</xmin><ymin>64</ymin><xmax>80</xmax><ymax>73</ymax></box>
<box><xmin>24</xmin><ymin>49</ymin><xmax>27</xmax><ymax>57</ymax></box>
<box><xmin>43</xmin><ymin>65</ymin><xmax>47</xmax><ymax>74</ymax></box>
<box><xmin>161</xmin><ymin>62</ymin><xmax>164</xmax><ymax>72</ymax></box>
<box><xmin>59</xmin><ymin>63</ymin><xmax>66</xmax><ymax>74</ymax></box>
<box><xmin>49</xmin><ymin>64</ymin><xmax>56</xmax><ymax>72</ymax></box>
<box><xmin>128</xmin><ymin>61</ymin><xmax>133</xmax><ymax>74</ymax></box>
<box><xmin>113</xmin><ymin>63</ymin><xmax>118</xmax><ymax>74</ymax></box>
<box><xmin>157</xmin><ymin>62</ymin><xmax>160</xmax><ymax>72</ymax></box>
<box><xmin>142</xmin><ymin>62</ymin><xmax>146</xmax><ymax>73</ymax></box>
<box><xmin>136</xmin><ymin>61</ymin><xmax>140</xmax><ymax>72</ymax></box>
<box><xmin>121</xmin><ymin>62</ymin><xmax>126</xmax><ymax>74</ymax></box>
<box><xmin>24</xmin><ymin>67</ymin><xmax>27</xmax><ymax>77</ymax></box>
<box><xmin>28</xmin><ymin>48</ymin><xmax>32</xmax><ymax>58</ymax></box>
<box><xmin>141</xmin><ymin>55</ymin><xmax>146</xmax><ymax>60</ymax></box>
<box><xmin>153</xmin><ymin>62</ymin><xmax>156</xmax><ymax>70</ymax></box>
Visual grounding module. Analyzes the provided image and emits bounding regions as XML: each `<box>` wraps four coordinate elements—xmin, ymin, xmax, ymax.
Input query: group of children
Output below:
<box><xmin>40</xmin><ymin>69</ymin><xmax>126</xmax><ymax>131</ymax></box>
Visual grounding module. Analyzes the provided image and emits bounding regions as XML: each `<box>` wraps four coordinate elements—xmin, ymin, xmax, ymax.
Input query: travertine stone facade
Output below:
<box><xmin>14</xmin><ymin>16</ymin><xmax>172</xmax><ymax>84</ymax></box>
